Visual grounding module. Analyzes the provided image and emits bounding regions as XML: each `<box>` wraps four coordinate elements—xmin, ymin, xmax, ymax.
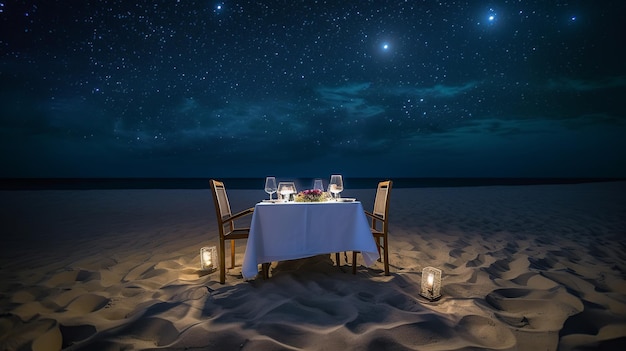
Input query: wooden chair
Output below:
<box><xmin>210</xmin><ymin>179</ymin><xmax>254</xmax><ymax>284</ymax></box>
<box><xmin>353</xmin><ymin>180</ymin><xmax>392</xmax><ymax>275</ymax></box>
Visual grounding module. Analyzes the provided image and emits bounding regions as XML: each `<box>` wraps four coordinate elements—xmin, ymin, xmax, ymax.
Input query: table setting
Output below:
<box><xmin>262</xmin><ymin>175</ymin><xmax>355</xmax><ymax>204</ymax></box>
<box><xmin>241</xmin><ymin>175</ymin><xmax>379</xmax><ymax>280</ymax></box>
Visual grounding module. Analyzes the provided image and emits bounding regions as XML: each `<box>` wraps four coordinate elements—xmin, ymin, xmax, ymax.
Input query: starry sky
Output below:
<box><xmin>1</xmin><ymin>0</ymin><xmax>625</xmax><ymax>178</ymax></box>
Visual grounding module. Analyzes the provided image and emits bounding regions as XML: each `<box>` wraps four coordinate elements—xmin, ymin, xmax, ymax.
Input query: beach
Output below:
<box><xmin>1</xmin><ymin>181</ymin><xmax>625</xmax><ymax>350</ymax></box>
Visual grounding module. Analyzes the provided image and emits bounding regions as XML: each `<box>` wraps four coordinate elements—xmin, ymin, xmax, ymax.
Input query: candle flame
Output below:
<box><xmin>202</xmin><ymin>250</ymin><xmax>212</xmax><ymax>265</ymax></box>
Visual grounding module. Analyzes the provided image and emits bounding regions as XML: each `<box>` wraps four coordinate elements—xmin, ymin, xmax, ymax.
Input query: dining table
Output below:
<box><xmin>241</xmin><ymin>200</ymin><xmax>380</xmax><ymax>279</ymax></box>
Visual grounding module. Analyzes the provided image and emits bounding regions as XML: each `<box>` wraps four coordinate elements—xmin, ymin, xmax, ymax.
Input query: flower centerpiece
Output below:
<box><xmin>294</xmin><ymin>189</ymin><xmax>331</xmax><ymax>202</ymax></box>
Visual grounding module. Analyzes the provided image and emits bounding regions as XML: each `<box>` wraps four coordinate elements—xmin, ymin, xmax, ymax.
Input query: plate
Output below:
<box><xmin>337</xmin><ymin>198</ymin><xmax>356</xmax><ymax>202</ymax></box>
<box><xmin>262</xmin><ymin>199</ymin><xmax>284</xmax><ymax>203</ymax></box>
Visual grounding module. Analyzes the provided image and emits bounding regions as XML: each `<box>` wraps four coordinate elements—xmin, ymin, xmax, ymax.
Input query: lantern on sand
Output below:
<box><xmin>420</xmin><ymin>266</ymin><xmax>442</xmax><ymax>301</ymax></box>
<box><xmin>200</xmin><ymin>246</ymin><xmax>218</xmax><ymax>272</ymax></box>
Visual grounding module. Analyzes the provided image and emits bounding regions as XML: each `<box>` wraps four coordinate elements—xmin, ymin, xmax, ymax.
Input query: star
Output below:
<box><xmin>486</xmin><ymin>8</ymin><xmax>497</xmax><ymax>25</ymax></box>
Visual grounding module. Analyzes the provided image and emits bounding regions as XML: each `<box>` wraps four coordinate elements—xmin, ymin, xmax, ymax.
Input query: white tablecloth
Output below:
<box><xmin>242</xmin><ymin>201</ymin><xmax>380</xmax><ymax>279</ymax></box>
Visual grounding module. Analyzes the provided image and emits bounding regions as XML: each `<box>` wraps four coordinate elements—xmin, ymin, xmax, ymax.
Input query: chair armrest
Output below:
<box><xmin>224</xmin><ymin>207</ymin><xmax>254</xmax><ymax>223</ymax></box>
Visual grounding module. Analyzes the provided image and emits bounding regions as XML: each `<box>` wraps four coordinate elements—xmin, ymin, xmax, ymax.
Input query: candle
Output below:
<box><xmin>420</xmin><ymin>267</ymin><xmax>442</xmax><ymax>301</ymax></box>
<box><xmin>427</xmin><ymin>273</ymin><xmax>435</xmax><ymax>296</ymax></box>
<box><xmin>202</xmin><ymin>250</ymin><xmax>212</xmax><ymax>266</ymax></box>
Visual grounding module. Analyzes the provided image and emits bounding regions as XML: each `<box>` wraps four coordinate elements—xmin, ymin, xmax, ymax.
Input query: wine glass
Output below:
<box><xmin>278</xmin><ymin>181</ymin><xmax>297</xmax><ymax>201</ymax></box>
<box><xmin>264</xmin><ymin>176</ymin><xmax>277</xmax><ymax>200</ymax></box>
<box><xmin>277</xmin><ymin>182</ymin><xmax>286</xmax><ymax>201</ymax></box>
<box><xmin>285</xmin><ymin>182</ymin><xmax>297</xmax><ymax>201</ymax></box>
<box><xmin>329</xmin><ymin>174</ymin><xmax>343</xmax><ymax>200</ymax></box>
<box><xmin>313</xmin><ymin>178</ymin><xmax>324</xmax><ymax>192</ymax></box>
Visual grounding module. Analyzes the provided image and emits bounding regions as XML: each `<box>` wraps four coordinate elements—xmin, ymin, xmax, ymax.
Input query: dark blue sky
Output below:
<box><xmin>1</xmin><ymin>1</ymin><xmax>625</xmax><ymax>178</ymax></box>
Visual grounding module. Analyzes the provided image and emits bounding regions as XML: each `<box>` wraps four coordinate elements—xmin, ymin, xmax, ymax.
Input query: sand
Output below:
<box><xmin>1</xmin><ymin>181</ymin><xmax>625</xmax><ymax>350</ymax></box>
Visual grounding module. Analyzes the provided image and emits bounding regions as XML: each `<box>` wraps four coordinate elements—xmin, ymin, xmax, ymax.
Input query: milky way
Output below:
<box><xmin>1</xmin><ymin>1</ymin><xmax>625</xmax><ymax>178</ymax></box>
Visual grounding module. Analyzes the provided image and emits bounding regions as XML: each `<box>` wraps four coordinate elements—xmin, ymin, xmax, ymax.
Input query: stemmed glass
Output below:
<box><xmin>329</xmin><ymin>174</ymin><xmax>343</xmax><ymax>200</ymax></box>
<box><xmin>277</xmin><ymin>181</ymin><xmax>297</xmax><ymax>201</ymax></box>
<box><xmin>313</xmin><ymin>178</ymin><xmax>324</xmax><ymax>192</ymax></box>
<box><xmin>264</xmin><ymin>176</ymin><xmax>277</xmax><ymax>200</ymax></box>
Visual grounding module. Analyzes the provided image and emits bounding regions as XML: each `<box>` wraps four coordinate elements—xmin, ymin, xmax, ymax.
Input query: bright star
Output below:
<box><xmin>376</xmin><ymin>41</ymin><xmax>393</xmax><ymax>57</ymax></box>
<box><xmin>486</xmin><ymin>8</ymin><xmax>497</xmax><ymax>25</ymax></box>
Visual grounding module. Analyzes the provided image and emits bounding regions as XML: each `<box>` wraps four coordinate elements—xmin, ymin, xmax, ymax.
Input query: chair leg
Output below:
<box><xmin>230</xmin><ymin>240</ymin><xmax>236</xmax><ymax>268</ymax></box>
<box><xmin>383</xmin><ymin>235</ymin><xmax>390</xmax><ymax>276</ymax></box>
<box><xmin>219</xmin><ymin>238</ymin><xmax>226</xmax><ymax>284</ymax></box>
<box><xmin>262</xmin><ymin>263</ymin><xmax>270</xmax><ymax>279</ymax></box>
<box><xmin>352</xmin><ymin>252</ymin><xmax>357</xmax><ymax>274</ymax></box>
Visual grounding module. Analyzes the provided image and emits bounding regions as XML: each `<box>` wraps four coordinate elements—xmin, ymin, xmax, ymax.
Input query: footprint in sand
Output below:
<box><xmin>59</xmin><ymin>324</ymin><xmax>97</xmax><ymax>348</ymax></box>
<box><xmin>43</xmin><ymin>269</ymin><xmax>101</xmax><ymax>288</ymax></box>
<box><xmin>64</xmin><ymin>293</ymin><xmax>110</xmax><ymax>314</ymax></box>
<box><xmin>455</xmin><ymin>314</ymin><xmax>516</xmax><ymax>349</ymax></box>
<box><xmin>482</xmin><ymin>255</ymin><xmax>530</xmax><ymax>280</ymax></box>
<box><xmin>120</xmin><ymin>317</ymin><xmax>180</xmax><ymax>346</ymax></box>
<box><xmin>465</xmin><ymin>253</ymin><xmax>486</xmax><ymax>268</ymax></box>
<box><xmin>0</xmin><ymin>315</ymin><xmax>62</xmax><ymax>351</ymax></box>
<box><xmin>482</xmin><ymin>287</ymin><xmax>583</xmax><ymax>331</ymax></box>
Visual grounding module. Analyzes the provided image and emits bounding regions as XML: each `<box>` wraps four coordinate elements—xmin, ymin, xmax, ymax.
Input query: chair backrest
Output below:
<box><xmin>373</xmin><ymin>180</ymin><xmax>392</xmax><ymax>221</ymax></box>
<box><xmin>210</xmin><ymin>179</ymin><xmax>233</xmax><ymax>226</ymax></box>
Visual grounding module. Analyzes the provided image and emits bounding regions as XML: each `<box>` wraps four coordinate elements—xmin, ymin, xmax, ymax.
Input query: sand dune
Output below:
<box><xmin>1</xmin><ymin>182</ymin><xmax>625</xmax><ymax>350</ymax></box>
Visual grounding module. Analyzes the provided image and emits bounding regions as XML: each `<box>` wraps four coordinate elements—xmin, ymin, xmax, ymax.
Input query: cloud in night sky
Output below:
<box><xmin>1</xmin><ymin>0</ymin><xmax>625</xmax><ymax>178</ymax></box>
<box><xmin>391</xmin><ymin>81</ymin><xmax>479</xmax><ymax>98</ymax></box>
<box><xmin>546</xmin><ymin>76</ymin><xmax>626</xmax><ymax>92</ymax></box>
<box><xmin>317</xmin><ymin>83</ymin><xmax>385</xmax><ymax>119</ymax></box>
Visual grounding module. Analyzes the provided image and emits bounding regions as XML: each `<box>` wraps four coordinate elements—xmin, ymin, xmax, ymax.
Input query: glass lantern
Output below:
<box><xmin>200</xmin><ymin>246</ymin><xmax>218</xmax><ymax>272</ymax></box>
<box><xmin>420</xmin><ymin>266</ymin><xmax>442</xmax><ymax>300</ymax></box>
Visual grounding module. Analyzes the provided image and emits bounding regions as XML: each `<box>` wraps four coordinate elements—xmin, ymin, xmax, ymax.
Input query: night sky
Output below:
<box><xmin>1</xmin><ymin>1</ymin><xmax>625</xmax><ymax>178</ymax></box>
